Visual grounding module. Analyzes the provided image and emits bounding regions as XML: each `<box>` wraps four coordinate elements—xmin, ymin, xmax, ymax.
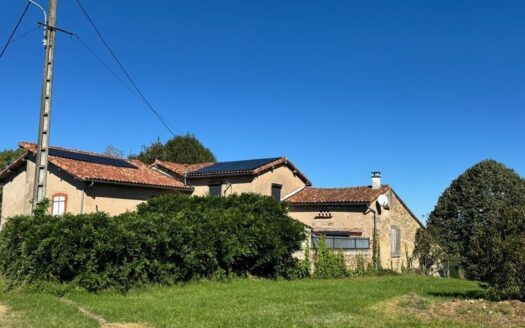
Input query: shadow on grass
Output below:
<box><xmin>427</xmin><ymin>289</ymin><xmax>487</xmax><ymax>299</ymax></box>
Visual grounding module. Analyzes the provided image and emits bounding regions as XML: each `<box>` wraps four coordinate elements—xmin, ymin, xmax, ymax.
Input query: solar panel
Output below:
<box><xmin>190</xmin><ymin>157</ymin><xmax>281</xmax><ymax>175</ymax></box>
<box><xmin>49</xmin><ymin>148</ymin><xmax>137</xmax><ymax>169</ymax></box>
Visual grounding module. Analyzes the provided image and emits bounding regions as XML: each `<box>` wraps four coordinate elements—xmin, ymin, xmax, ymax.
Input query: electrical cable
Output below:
<box><xmin>1</xmin><ymin>1</ymin><xmax>31</xmax><ymax>59</ymax></box>
<box><xmin>11</xmin><ymin>25</ymin><xmax>41</xmax><ymax>45</ymax></box>
<box><xmin>74</xmin><ymin>0</ymin><xmax>181</xmax><ymax>137</ymax></box>
<box><xmin>75</xmin><ymin>36</ymin><xmax>142</xmax><ymax>100</ymax></box>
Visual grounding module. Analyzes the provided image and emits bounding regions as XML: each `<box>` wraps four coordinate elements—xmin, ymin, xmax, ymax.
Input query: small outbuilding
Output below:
<box><xmin>285</xmin><ymin>173</ymin><xmax>423</xmax><ymax>271</ymax></box>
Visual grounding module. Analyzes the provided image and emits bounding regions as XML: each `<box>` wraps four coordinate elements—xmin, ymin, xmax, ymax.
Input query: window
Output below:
<box><xmin>312</xmin><ymin>233</ymin><xmax>370</xmax><ymax>250</ymax></box>
<box><xmin>391</xmin><ymin>226</ymin><xmax>401</xmax><ymax>257</ymax></box>
<box><xmin>271</xmin><ymin>184</ymin><xmax>282</xmax><ymax>201</ymax></box>
<box><xmin>52</xmin><ymin>194</ymin><xmax>67</xmax><ymax>216</ymax></box>
<box><xmin>209</xmin><ymin>183</ymin><xmax>222</xmax><ymax>197</ymax></box>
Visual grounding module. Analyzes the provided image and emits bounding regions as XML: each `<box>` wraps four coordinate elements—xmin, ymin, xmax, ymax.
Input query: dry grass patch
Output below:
<box><xmin>0</xmin><ymin>303</ymin><xmax>7</xmax><ymax>317</ymax></box>
<box><xmin>375</xmin><ymin>294</ymin><xmax>525</xmax><ymax>327</ymax></box>
<box><xmin>0</xmin><ymin>303</ymin><xmax>15</xmax><ymax>328</ymax></box>
<box><xmin>60</xmin><ymin>297</ymin><xmax>150</xmax><ymax>328</ymax></box>
<box><xmin>102</xmin><ymin>323</ymin><xmax>150</xmax><ymax>328</ymax></box>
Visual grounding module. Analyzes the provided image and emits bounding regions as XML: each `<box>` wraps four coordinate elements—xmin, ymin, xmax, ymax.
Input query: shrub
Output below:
<box><xmin>353</xmin><ymin>253</ymin><xmax>367</xmax><ymax>275</ymax></box>
<box><xmin>371</xmin><ymin>234</ymin><xmax>381</xmax><ymax>271</ymax></box>
<box><xmin>279</xmin><ymin>246</ymin><xmax>311</xmax><ymax>279</ymax></box>
<box><xmin>313</xmin><ymin>235</ymin><xmax>347</xmax><ymax>279</ymax></box>
<box><xmin>0</xmin><ymin>193</ymin><xmax>306</xmax><ymax>291</ymax></box>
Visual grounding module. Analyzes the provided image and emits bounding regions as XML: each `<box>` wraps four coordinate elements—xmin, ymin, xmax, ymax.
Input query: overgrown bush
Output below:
<box><xmin>0</xmin><ymin>193</ymin><xmax>306</xmax><ymax>291</ymax></box>
<box><xmin>353</xmin><ymin>253</ymin><xmax>367</xmax><ymax>275</ymax></box>
<box><xmin>313</xmin><ymin>235</ymin><xmax>347</xmax><ymax>279</ymax></box>
<box><xmin>284</xmin><ymin>246</ymin><xmax>311</xmax><ymax>279</ymax></box>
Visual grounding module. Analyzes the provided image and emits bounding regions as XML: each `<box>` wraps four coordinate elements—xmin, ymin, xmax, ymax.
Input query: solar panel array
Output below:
<box><xmin>189</xmin><ymin>157</ymin><xmax>281</xmax><ymax>175</ymax></box>
<box><xmin>49</xmin><ymin>148</ymin><xmax>137</xmax><ymax>169</ymax></box>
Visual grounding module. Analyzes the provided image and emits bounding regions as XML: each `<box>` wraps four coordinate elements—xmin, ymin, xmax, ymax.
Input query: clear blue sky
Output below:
<box><xmin>1</xmin><ymin>0</ymin><xmax>524</xmax><ymax>221</ymax></box>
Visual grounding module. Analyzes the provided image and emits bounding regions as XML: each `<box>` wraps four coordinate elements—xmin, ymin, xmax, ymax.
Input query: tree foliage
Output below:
<box><xmin>0</xmin><ymin>193</ymin><xmax>306</xmax><ymax>291</ymax></box>
<box><xmin>0</xmin><ymin>148</ymin><xmax>25</xmax><ymax>214</ymax></box>
<box><xmin>483</xmin><ymin>204</ymin><xmax>525</xmax><ymax>300</ymax></box>
<box><xmin>419</xmin><ymin>159</ymin><xmax>525</xmax><ymax>300</ymax></box>
<box><xmin>103</xmin><ymin>145</ymin><xmax>124</xmax><ymax>158</ymax></box>
<box><xmin>313</xmin><ymin>235</ymin><xmax>348</xmax><ymax>279</ymax></box>
<box><xmin>413</xmin><ymin>228</ymin><xmax>448</xmax><ymax>276</ymax></box>
<box><xmin>130</xmin><ymin>134</ymin><xmax>215</xmax><ymax>165</ymax></box>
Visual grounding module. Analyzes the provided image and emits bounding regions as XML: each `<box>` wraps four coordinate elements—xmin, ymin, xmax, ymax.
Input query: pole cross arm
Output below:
<box><xmin>37</xmin><ymin>22</ymin><xmax>77</xmax><ymax>37</ymax></box>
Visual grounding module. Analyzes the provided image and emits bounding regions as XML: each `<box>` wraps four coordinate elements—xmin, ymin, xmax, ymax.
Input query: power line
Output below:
<box><xmin>0</xmin><ymin>1</ymin><xmax>31</xmax><ymax>59</ymax></box>
<box><xmin>74</xmin><ymin>0</ymin><xmax>181</xmax><ymax>137</ymax></box>
<box><xmin>76</xmin><ymin>36</ymin><xmax>183</xmax><ymax>119</ymax></box>
<box><xmin>76</xmin><ymin>37</ymin><xmax>141</xmax><ymax>99</ymax></box>
<box><xmin>11</xmin><ymin>25</ymin><xmax>42</xmax><ymax>45</ymax></box>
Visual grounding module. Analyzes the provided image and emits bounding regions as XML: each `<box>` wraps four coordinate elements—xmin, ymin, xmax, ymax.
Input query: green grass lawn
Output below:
<box><xmin>1</xmin><ymin>275</ymin><xmax>523</xmax><ymax>328</ymax></box>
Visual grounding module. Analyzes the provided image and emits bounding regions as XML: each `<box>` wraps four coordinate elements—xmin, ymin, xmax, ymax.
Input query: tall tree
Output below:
<box><xmin>163</xmin><ymin>134</ymin><xmax>215</xmax><ymax>164</ymax></box>
<box><xmin>0</xmin><ymin>148</ymin><xmax>25</xmax><ymax>214</ymax></box>
<box><xmin>130</xmin><ymin>134</ymin><xmax>215</xmax><ymax>165</ymax></box>
<box><xmin>421</xmin><ymin>160</ymin><xmax>525</xmax><ymax>299</ymax></box>
<box><xmin>481</xmin><ymin>204</ymin><xmax>525</xmax><ymax>300</ymax></box>
<box><xmin>103</xmin><ymin>145</ymin><xmax>124</xmax><ymax>158</ymax></box>
<box><xmin>130</xmin><ymin>140</ymin><xmax>165</xmax><ymax>164</ymax></box>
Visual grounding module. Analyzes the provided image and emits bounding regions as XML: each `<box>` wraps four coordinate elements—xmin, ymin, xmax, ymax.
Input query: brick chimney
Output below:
<box><xmin>371</xmin><ymin>171</ymin><xmax>381</xmax><ymax>189</ymax></box>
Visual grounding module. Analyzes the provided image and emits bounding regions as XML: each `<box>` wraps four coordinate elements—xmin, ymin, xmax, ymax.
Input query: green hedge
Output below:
<box><xmin>0</xmin><ymin>193</ymin><xmax>306</xmax><ymax>291</ymax></box>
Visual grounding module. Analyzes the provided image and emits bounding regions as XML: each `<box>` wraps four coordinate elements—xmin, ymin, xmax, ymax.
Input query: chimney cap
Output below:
<box><xmin>371</xmin><ymin>171</ymin><xmax>381</xmax><ymax>189</ymax></box>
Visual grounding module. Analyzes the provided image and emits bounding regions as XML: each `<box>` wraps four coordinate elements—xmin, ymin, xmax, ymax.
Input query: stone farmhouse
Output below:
<box><xmin>0</xmin><ymin>142</ymin><xmax>423</xmax><ymax>270</ymax></box>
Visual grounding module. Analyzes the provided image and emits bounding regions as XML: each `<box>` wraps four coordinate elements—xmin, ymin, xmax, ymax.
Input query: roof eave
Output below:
<box><xmin>86</xmin><ymin>179</ymin><xmax>193</xmax><ymax>191</ymax></box>
<box><xmin>389</xmin><ymin>188</ymin><xmax>425</xmax><ymax>228</ymax></box>
<box><xmin>254</xmin><ymin>157</ymin><xmax>312</xmax><ymax>186</ymax></box>
<box><xmin>287</xmin><ymin>201</ymin><xmax>371</xmax><ymax>206</ymax></box>
<box><xmin>151</xmin><ymin>163</ymin><xmax>184</xmax><ymax>178</ymax></box>
<box><xmin>187</xmin><ymin>171</ymin><xmax>255</xmax><ymax>179</ymax></box>
<box><xmin>0</xmin><ymin>152</ymin><xmax>29</xmax><ymax>183</ymax></box>
<box><xmin>187</xmin><ymin>157</ymin><xmax>312</xmax><ymax>185</ymax></box>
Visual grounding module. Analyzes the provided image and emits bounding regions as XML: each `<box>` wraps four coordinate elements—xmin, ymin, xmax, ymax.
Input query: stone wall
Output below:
<box><xmin>188</xmin><ymin>164</ymin><xmax>307</xmax><ymax>199</ymax></box>
<box><xmin>288</xmin><ymin>189</ymin><xmax>422</xmax><ymax>272</ymax></box>
<box><xmin>1</xmin><ymin>159</ymin><xmax>182</xmax><ymax>221</ymax></box>
<box><xmin>375</xmin><ymin>190</ymin><xmax>422</xmax><ymax>271</ymax></box>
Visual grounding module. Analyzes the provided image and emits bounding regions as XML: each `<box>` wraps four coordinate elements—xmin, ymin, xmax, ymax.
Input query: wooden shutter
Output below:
<box><xmin>391</xmin><ymin>226</ymin><xmax>401</xmax><ymax>257</ymax></box>
<box><xmin>271</xmin><ymin>184</ymin><xmax>282</xmax><ymax>201</ymax></box>
<box><xmin>209</xmin><ymin>184</ymin><xmax>222</xmax><ymax>197</ymax></box>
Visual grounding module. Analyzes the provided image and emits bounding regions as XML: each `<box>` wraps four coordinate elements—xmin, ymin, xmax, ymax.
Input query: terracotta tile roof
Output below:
<box><xmin>153</xmin><ymin>160</ymin><xmax>214</xmax><ymax>177</ymax></box>
<box><xmin>285</xmin><ymin>185</ymin><xmax>391</xmax><ymax>204</ymax></box>
<box><xmin>16</xmin><ymin>142</ymin><xmax>191</xmax><ymax>190</ymax></box>
<box><xmin>0</xmin><ymin>153</ymin><xmax>27</xmax><ymax>181</ymax></box>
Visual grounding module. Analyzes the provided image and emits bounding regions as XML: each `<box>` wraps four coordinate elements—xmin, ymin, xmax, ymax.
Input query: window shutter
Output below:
<box><xmin>391</xmin><ymin>228</ymin><xmax>395</xmax><ymax>256</ymax></box>
<box><xmin>209</xmin><ymin>184</ymin><xmax>222</xmax><ymax>197</ymax></box>
<box><xmin>391</xmin><ymin>226</ymin><xmax>401</xmax><ymax>257</ymax></box>
<box><xmin>271</xmin><ymin>184</ymin><xmax>282</xmax><ymax>202</ymax></box>
<box><xmin>396</xmin><ymin>228</ymin><xmax>401</xmax><ymax>256</ymax></box>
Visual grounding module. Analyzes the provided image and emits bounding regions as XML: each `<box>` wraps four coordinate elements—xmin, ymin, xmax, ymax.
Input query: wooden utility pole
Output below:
<box><xmin>33</xmin><ymin>0</ymin><xmax>58</xmax><ymax>206</ymax></box>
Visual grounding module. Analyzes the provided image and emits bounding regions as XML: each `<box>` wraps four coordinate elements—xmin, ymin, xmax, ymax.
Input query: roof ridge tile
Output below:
<box><xmin>16</xmin><ymin>142</ymin><xmax>189</xmax><ymax>190</ymax></box>
<box><xmin>19</xmin><ymin>142</ymin><xmax>128</xmax><ymax>161</ymax></box>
